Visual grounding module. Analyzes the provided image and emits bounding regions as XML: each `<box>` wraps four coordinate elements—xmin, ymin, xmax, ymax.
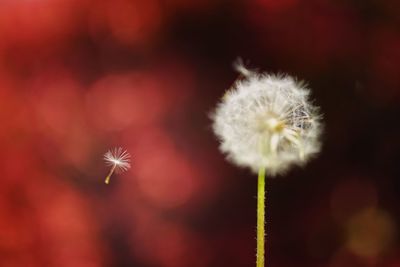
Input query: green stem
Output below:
<box><xmin>257</xmin><ymin>167</ymin><xmax>266</xmax><ymax>267</ymax></box>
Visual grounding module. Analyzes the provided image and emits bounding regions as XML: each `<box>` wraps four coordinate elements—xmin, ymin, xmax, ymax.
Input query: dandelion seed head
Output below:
<box><xmin>104</xmin><ymin>147</ymin><xmax>131</xmax><ymax>173</ymax></box>
<box><xmin>212</xmin><ymin>63</ymin><xmax>322</xmax><ymax>175</ymax></box>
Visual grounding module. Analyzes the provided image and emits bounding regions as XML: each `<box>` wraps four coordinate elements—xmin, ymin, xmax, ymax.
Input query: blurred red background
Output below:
<box><xmin>1</xmin><ymin>0</ymin><xmax>400</xmax><ymax>266</ymax></box>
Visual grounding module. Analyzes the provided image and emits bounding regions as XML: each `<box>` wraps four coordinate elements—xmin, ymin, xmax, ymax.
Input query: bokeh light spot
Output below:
<box><xmin>86</xmin><ymin>73</ymin><xmax>167</xmax><ymax>132</ymax></box>
<box><xmin>346</xmin><ymin>208</ymin><xmax>396</xmax><ymax>259</ymax></box>
<box><xmin>129</xmin><ymin>128</ymin><xmax>197</xmax><ymax>209</ymax></box>
<box><xmin>89</xmin><ymin>0</ymin><xmax>162</xmax><ymax>45</ymax></box>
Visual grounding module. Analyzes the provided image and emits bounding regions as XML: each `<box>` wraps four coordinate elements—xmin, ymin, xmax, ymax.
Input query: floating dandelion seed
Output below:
<box><xmin>103</xmin><ymin>147</ymin><xmax>131</xmax><ymax>184</ymax></box>
<box><xmin>211</xmin><ymin>61</ymin><xmax>322</xmax><ymax>267</ymax></box>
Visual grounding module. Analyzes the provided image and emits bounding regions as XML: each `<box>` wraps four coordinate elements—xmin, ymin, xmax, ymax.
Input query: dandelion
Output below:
<box><xmin>103</xmin><ymin>147</ymin><xmax>131</xmax><ymax>184</ymax></box>
<box><xmin>211</xmin><ymin>62</ymin><xmax>322</xmax><ymax>267</ymax></box>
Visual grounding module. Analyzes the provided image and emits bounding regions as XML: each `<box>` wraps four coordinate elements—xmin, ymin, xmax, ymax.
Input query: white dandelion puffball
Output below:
<box><xmin>212</xmin><ymin>64</ymin><xmax>322</xmax><ymax>175</ymax></box>
<box><xmin>104</xmin><ymin>147</ymin><xmax>131</xmax><ymax>173</ymax></box>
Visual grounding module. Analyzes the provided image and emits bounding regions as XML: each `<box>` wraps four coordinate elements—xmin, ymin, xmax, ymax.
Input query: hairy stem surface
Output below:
<box><xmin>257</xmin><ymin>167</ymin><xmax>266</xmax><ymax>267</ymax></box>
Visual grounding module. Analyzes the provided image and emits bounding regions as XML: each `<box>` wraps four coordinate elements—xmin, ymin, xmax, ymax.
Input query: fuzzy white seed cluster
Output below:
<box><xmin>212</xmin><ymin>64</ymin><xmax>322</xmax><ymax>175</ymax></box>
<box><xmin>104</xmin><ymin>147</ymin><xmax>131</xmax><ymax>173</ymax></box>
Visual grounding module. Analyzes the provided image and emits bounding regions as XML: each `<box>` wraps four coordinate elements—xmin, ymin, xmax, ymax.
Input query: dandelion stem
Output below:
<box><xmin>257</xmin><ymin>167</ymin><xmax>266</xmax><ymax>267</ymax></box>
<box><xmin>105</xmin><ymin>164</ymin><xmax>116</xmax><ymax>184</ymax></box>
